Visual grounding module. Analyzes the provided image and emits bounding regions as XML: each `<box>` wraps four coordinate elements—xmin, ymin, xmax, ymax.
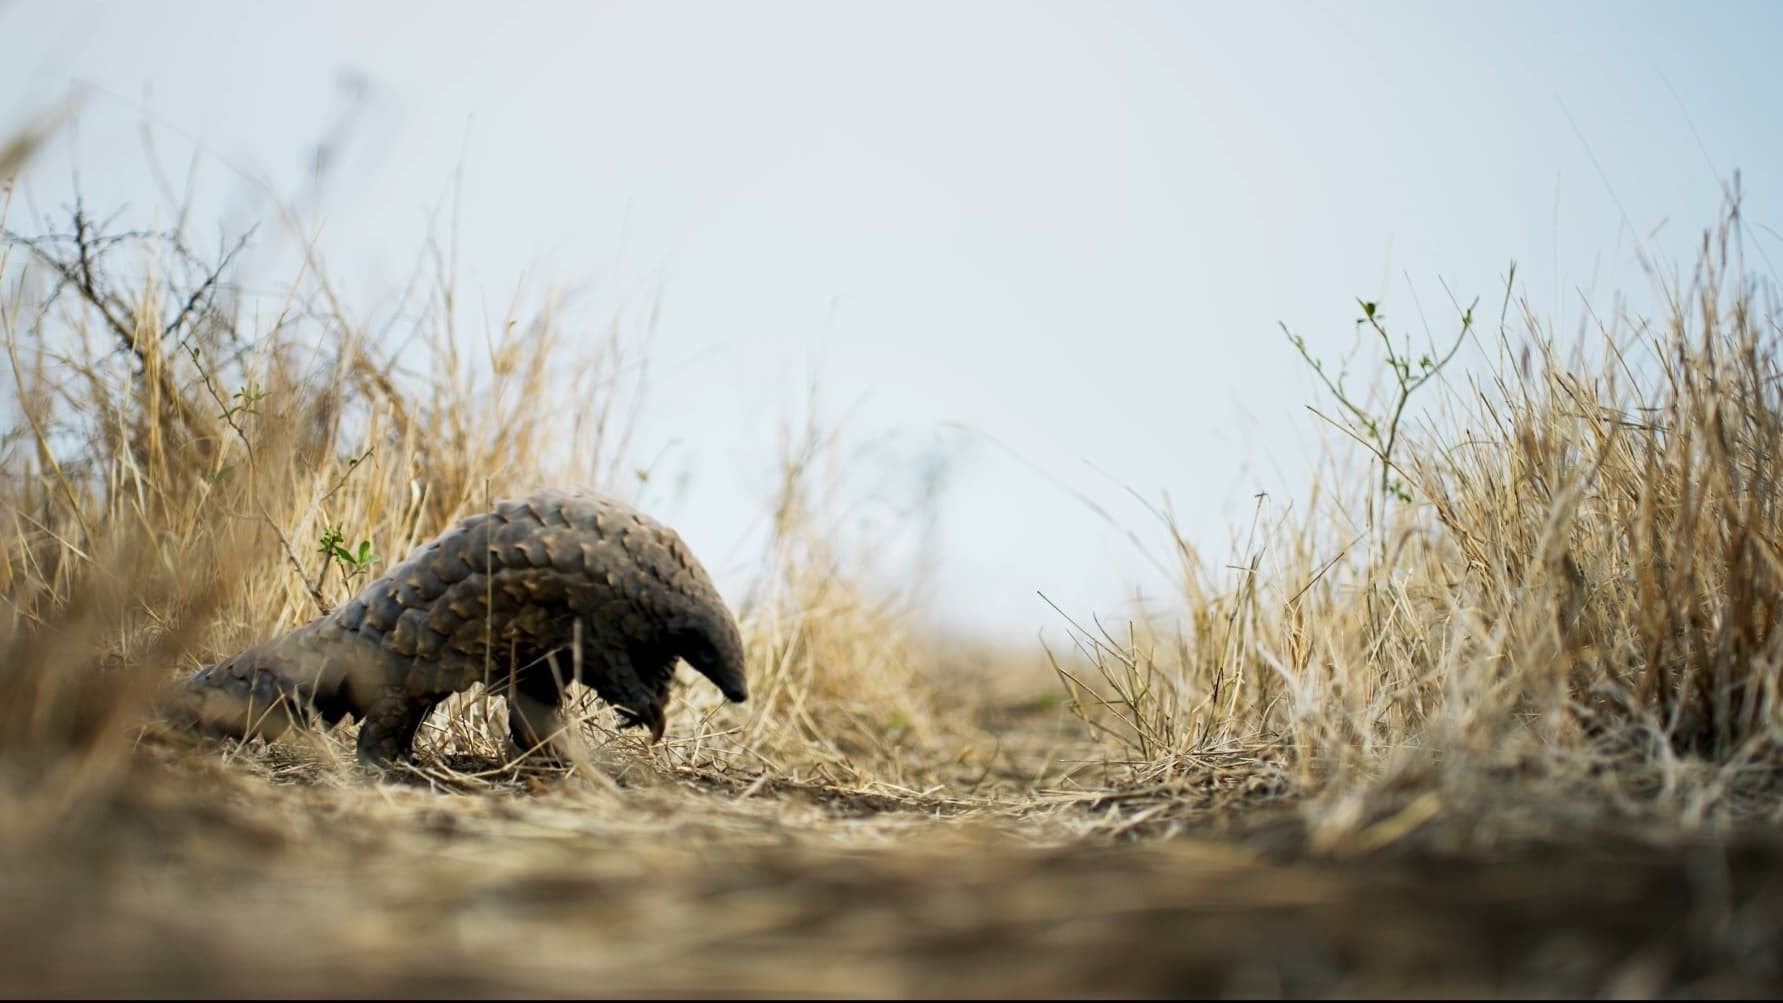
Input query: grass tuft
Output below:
<box><xmin>5</xmin><ymin>126</ymin><xmax>1783</xmax><ymax>994</ymax></box>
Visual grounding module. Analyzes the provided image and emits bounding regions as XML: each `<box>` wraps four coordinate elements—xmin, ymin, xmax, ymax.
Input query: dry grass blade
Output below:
<box><xmin>3</xmin><ymin>156</ymin><xmax>1783</xmax><ymax>998</ymax></box>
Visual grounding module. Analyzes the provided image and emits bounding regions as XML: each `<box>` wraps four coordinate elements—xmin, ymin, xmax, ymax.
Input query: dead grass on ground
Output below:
<box><xmin>5</xmin><ymin>136</ymin><xmax>1783</xmax><ymax>996</ymax></box>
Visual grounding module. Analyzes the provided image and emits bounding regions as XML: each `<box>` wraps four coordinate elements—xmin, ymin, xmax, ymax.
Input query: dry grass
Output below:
<box><xmin>5</xmin><ymin>134</ymin><xmax>1783</xmax><ymax>996</ymax></box>
<box><xmin>1052</xmin><ymin>197</ymin><xmax>1783</xmax><ymax>821</ymax></box>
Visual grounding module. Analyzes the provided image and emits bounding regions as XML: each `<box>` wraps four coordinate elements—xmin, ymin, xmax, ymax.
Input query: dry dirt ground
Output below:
<box><xmin>4</xmin><ymin>696</ymin><xmax>1782</xmax><ymax>1000</ymax></box>
<box><xmin>7</xmin><ymin>173</ymin><xmax>1781</xmax><ymax>999</ymax></box>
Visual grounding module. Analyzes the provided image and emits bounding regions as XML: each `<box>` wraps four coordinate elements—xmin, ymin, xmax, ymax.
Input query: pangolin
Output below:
<box><xmin>163</xmin><ymin>489</ymin><xmax>748</xmax><ymax>766</ymax></box>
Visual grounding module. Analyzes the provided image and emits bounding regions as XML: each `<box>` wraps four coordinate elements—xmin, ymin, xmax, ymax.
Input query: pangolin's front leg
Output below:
<box><xmin>506</xmin><ymin>664</ymin><xmax>569</xmax><ymax>760</ymax></box>
<box><xmin>354</xmin><ymin>688</ymin><xmax>443</xmax><ymax>767</ymax></box>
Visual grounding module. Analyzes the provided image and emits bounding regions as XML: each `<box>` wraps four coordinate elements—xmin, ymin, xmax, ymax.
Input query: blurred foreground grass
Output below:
<box><xmin>4</xmin><ymin>142</ymin><xmax>1783</xmax><ymax>995</ymax></box>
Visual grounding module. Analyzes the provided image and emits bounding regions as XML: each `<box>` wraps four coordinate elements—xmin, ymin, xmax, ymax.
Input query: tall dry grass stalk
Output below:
<box><xmin>6</xmin><ymin>122</ymin><xmax>1778</xmax><ymax>835</ymax></box>
<box><xmin>11</xmin><ymin>107</ymin><xmax>1783</xmax><ymax>1001</ymax></box>
<box><xmin>0</xmin><ymin>179</ymin><xmax>946</xmax><ymax>816</ymax></box>
<box><xmin>680</xmin><ymin>419</ymin><xmax>947</xmax><ymax>788</ymax></box>
<box><xmin>1059</xmin><ymin>190</ymin><xmax>1783</xmax><ymax>816</ymax></box>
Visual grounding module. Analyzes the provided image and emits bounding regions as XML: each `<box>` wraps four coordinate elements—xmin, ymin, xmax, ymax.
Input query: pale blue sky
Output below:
<box><xmin>5</xmin><ymin>1</ymin><xmax>1781</xmax><ymax>637</ymax></box>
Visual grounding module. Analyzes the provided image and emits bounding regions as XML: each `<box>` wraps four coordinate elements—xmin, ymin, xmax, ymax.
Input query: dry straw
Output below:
<box><xmin>4</xmin><ymin>122</ymin><xmax>1782</xmax><ymax>993</ymax></box>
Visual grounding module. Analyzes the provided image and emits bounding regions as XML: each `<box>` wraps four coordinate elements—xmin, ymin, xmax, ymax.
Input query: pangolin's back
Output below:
<box><xmin>167</xmin><ymin>489</ymin><xmax>746</xmax><ymax>745</ymax></box>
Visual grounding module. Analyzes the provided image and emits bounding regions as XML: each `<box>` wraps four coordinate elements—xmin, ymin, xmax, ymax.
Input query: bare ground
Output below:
<box><xmin>5</xmin><ymin>176</ymin><xmax>1783</xmax><ymax>1000</ymax></box>
<box><xmin>4</xmin><ymin>697</ymin><xmax>1782</xmax><ymax>1000</ymax></box>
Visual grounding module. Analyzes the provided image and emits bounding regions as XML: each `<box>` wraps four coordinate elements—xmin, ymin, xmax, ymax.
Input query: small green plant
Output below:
<box><xmin>317</xmin><ymin>525</ymin><xmax>380</xmax><ymax>583</ymax></box>
<box><xmin>220</xmin><ymin>383</ymin><xmax>267</xmax><ymax>422</ymax></box>
<box><xmin>320</xmin><ymin>448</ymin><xmax>374</xmax><ymax>503</ymax></box>
<box><xmin>1282</xmin><ymin>283</ymin><xmax>1482</xmax><ymax>555</ymax></box>
<box><xmin>186</xmin><ymin>343</ymin><xmax>264</xmax><ymax>449</ymax></box>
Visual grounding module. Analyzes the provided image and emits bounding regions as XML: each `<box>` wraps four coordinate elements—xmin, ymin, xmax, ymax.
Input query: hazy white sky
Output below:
<box><xmin>5</xmin><ymin>1</ymin><xmax>1781</xmax><ymax>637</ymax></box>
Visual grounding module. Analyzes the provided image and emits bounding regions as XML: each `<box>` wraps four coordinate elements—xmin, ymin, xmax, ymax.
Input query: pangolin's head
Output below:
<box><xmin>677</xmin><ymin>607</ymin><xmax>748</xmax><ymax>705</ymax></box>
<box><xmin>613</xmin><ymin>610</ymin><xmax>746</xmax><ymax>744</ymax></box>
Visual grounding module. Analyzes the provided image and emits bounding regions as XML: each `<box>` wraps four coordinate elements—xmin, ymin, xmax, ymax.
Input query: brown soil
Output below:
<box><xmin>3</xmin><ymin>729</ymin><xmax>1779</xmax><ymax>1000</ymax></box>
